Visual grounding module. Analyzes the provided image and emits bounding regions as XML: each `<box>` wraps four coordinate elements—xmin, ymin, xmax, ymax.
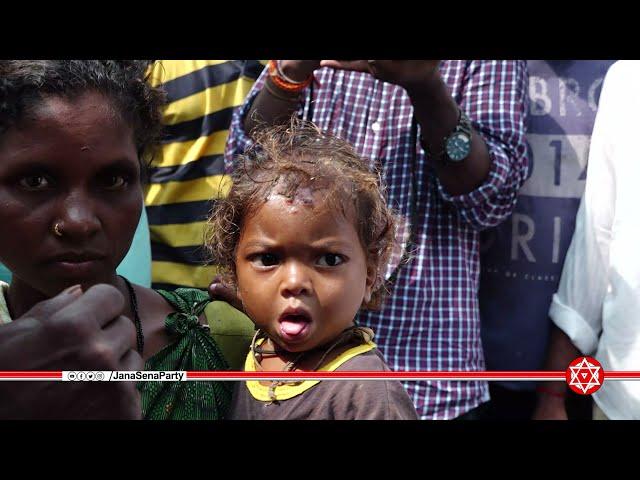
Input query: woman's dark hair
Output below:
<box><xmin>0</xmin><ymin>60</ymin><xmax>165</xmax><ymax>163</ymax></box>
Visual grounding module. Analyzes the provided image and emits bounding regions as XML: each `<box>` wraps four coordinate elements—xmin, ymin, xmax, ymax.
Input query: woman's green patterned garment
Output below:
<box><xmin>139</xmin><ymin>288</ymin><xmax>252</xmax><ymax>420</ymax></box>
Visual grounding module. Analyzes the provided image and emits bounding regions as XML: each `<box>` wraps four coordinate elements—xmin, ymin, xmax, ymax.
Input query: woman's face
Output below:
<box><xmin>0</xmin><ymin>91</ymin><xmax>143</xmax><ymax>296</ymax></box>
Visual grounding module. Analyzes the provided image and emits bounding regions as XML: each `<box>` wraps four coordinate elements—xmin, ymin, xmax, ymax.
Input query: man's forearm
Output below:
<box><xmin>243</xmin><ymin>76</ymin><xmax>303</xmax><ymax>136</ymax></box>
<box><xmin>542</xmin><ymin>323</ymin><xmax>582</xmax><ymax>383</ymax></box>
<box><xmin>406</xmin><ymin>72</ymin><xmax>492</xmax><ymax>196</ymax></box>
<box><xmin>532</xmin><ymin>323</ymin><xmax>583</xmax><ymax>418</ymax></box>
<box><xmin>537</xmin><ymin>323</ymin><xmax>581</xmax><ymax>405</ymax></box>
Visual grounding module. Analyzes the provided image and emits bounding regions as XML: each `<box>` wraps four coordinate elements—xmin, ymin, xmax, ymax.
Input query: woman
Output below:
<box><xmin>0</xmin><ymin>60</ymin><xmax>252</xmax><ymax>419</ymax></box>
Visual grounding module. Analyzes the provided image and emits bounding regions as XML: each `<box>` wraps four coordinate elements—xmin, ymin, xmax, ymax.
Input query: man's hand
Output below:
<box><xmin>319</xmin><ymin>60</ymin><xmax>441</xmax><ymax>91</ymax></box>
<box><xmin>277</xmin><ymin>60</ymin><xmax>322</xmax><ymax>81</ymax></box>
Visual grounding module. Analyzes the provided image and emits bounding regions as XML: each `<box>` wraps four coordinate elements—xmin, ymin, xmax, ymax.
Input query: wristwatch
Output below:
<box><xmin>422</xmin><ymin>108</ymin><xmax>473</xmax><ymax>163</ymax></box>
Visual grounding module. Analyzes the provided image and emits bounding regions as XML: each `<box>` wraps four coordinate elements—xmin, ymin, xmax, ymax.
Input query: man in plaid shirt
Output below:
<box><xmin>224</xmin><ymin>60</ymin><xmax>529</xmax><ymax>419</ymax></box>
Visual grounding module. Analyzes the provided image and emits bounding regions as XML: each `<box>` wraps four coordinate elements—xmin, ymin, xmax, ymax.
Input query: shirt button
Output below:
<box><xmin>371</xmin><ymin>121</ymin><xmax>381</xmax><ymax>132</ymax></box>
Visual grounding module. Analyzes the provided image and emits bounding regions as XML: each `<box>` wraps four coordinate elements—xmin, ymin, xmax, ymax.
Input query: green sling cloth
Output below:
<box><xmin>139</xmin><ymin>288</ymin><xmax>254</xmax><ymax>420</ymax></box>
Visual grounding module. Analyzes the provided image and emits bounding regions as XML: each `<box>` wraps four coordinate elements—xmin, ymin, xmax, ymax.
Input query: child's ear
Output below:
<box><xmin>363</xmin><ymin>261</ymin><xmax>377</xmax><ymax>304</ymax></box>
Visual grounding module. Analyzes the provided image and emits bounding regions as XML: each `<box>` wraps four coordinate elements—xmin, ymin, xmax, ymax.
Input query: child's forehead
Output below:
<box><xmin>266</xmin><ymin>186</ymin><xmax>315</xmax><ymax>206</ymax></box>
<box><xmin>268</xmin><ymin>172</ymin><xmax>349</xmax><ymax>201</ymax></box>
<box><xmin>250</xmin><ymin>190</ymin><xmax>357</xmax><ymax>225</ymax></box>
<box><xmin>241</xmin><ymin>193</ymin><xmax>362</xmax><ymax>250</ymax></box>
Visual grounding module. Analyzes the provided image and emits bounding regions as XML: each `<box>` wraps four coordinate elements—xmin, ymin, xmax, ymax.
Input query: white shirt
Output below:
<box><xmin>550</xmin><ymin>60</ymin><xmax>640</xmax><ymax>419</ymax></box>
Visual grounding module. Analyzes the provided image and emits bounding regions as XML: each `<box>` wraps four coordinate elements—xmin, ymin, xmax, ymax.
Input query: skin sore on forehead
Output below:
<box><xmin>264</xmin><ymin>190</ymin><xmax>359</xmax><ymax>235</ymax></box>
<box><xmin>259</xmin><ymin>174</ymin><xmax>357</xmax><ymax>224</ymax></box>
<box><xmin>267</xmin><ymin>187</ymin><xmax>316</xmax><ymax>213</ymax></box>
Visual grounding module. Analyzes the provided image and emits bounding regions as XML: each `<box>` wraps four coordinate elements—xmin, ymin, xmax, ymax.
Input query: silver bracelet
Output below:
<box><xmin>275</xmin><ymin>60</ymin><xmax>309</xmax><ymax>85</ymax></box>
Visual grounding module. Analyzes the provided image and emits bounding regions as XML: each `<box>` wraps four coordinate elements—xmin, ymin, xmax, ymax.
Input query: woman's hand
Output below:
<box><xmin>0</xmin><ymin>284</ymin><xmax>143</xmax><ymax>419</ymax></box>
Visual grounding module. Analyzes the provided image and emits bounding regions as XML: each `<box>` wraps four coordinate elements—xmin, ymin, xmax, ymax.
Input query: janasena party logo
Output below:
<box><xmin>566</xmin><ymin>356</ymin><xmax>604</xmax><ymax>395</ymax></box>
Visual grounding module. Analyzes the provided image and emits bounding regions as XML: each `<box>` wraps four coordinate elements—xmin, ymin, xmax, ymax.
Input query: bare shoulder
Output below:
<box><xmin>133</xmin><ymin>285</ymin><xmax>176</xmax><ymax>320</ymax></box>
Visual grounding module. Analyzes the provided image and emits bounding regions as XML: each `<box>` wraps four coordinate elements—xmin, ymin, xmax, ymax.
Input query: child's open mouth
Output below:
<box><xmin>278</xmin><ymin>309</ymin><xmax>312</xmax><ymax>342</ymax></box>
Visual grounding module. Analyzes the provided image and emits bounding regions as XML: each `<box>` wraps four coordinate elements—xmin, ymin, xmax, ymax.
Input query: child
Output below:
<box><xmin>207</xmin><ymin>121</ymin><xmax>418</xmax><ymax>419</ymax></box>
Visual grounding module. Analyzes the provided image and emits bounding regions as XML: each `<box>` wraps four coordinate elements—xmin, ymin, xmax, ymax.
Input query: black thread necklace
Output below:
<box><xmin>250</xmin><ymin>326</ymin><xmax>374</xmax><ymax>403</ymax></box>
<box><xmin>120</xmin><ymin>276</ymin><xmax>145</xmax><ymax>355</ymax></box>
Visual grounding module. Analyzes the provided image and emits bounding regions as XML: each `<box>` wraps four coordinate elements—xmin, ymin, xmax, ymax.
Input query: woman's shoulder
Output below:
<box><xmin>150</xmin><ymin>286</ymin><xmax>254</xmax><ymax>335</ymax></box>
<box><xmin>151</xmin><ymin>287</ymin><xmax>252</xmax><ymax>324</ymax></box>
<box><xmin>152</xmin><ymin>287</ymin><xmax>210</xmax><ymax>312</ymax></box>
<box><xmin>143</xmin><ymin>285</ymin><xmax>255</xmax><ymax>370</ymax></box>
<box><xmin>148</xmin><ymin>286</ymin><xmax>213</xmax><ymax>327</ymax></box>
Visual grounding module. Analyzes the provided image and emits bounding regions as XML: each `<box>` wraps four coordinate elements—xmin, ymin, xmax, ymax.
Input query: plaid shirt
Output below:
<box><xmin>225</xmin><ymin>61</ymin><xmax>529</xmax><ymax>419</ymax></box>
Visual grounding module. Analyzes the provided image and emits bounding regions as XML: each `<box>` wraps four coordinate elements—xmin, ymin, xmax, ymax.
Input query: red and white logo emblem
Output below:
<box><xmin>566</xmin><ymin>356</ymin><xmax>604</xmax><ymax>395</ymax></box>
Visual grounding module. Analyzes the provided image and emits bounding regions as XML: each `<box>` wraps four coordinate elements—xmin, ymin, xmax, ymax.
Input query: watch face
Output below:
<box><xmin>446</xmin><ymin>132</ymin><xmax>471</xmax><ymax>162</ymax></box>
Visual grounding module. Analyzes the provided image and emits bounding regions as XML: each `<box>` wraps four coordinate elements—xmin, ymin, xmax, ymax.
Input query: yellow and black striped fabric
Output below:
<box><xmin>145</xmin><ymin>60</ymin><xmax>265</xmax><ymax>290</ymax></box>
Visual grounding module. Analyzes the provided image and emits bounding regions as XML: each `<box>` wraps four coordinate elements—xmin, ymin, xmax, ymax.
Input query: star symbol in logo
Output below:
<box><xmin>566</xmin><ymin>357</ymin><xmax>604</xmax><ymax>395</ymax></box>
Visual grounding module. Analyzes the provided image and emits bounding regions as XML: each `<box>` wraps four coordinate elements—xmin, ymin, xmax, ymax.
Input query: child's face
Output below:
<box><xmin>235</xmin><ymin>190</ymin><xmax>375</xmax><ymax>353</ymax></box>
<box><xmin>0</xmin><ymin>91</ymin><xmax>143</xmax><ymax>297</ymax></box>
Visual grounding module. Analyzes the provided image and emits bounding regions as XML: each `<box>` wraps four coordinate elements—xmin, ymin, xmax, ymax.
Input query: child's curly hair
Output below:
<box><xmin>206</xmin><ymin>119</ymin><xmax>399</xmax><ymax>310</ymax></box>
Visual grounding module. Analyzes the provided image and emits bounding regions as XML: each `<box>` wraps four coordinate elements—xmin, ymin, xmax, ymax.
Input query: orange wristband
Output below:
<box><xmin>268</xmin><ymin>60</ymin><xmax>312</xmax><ymax>93</ymax></box>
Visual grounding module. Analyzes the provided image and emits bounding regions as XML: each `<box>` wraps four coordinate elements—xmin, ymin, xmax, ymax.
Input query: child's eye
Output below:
<box><xmin>19</xmin><ymin>174</ymin><xmax>51</xmax><ymax>190</ymax></box>
<box><xmin>317</xmin><ymin>253</ymin><xmax>344</xmax><ymax>267</ymax></box>
<box><xmin>251</xmin><ymin>253</ymin><xmax>280</xmax><ymax>267</ymax></box>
